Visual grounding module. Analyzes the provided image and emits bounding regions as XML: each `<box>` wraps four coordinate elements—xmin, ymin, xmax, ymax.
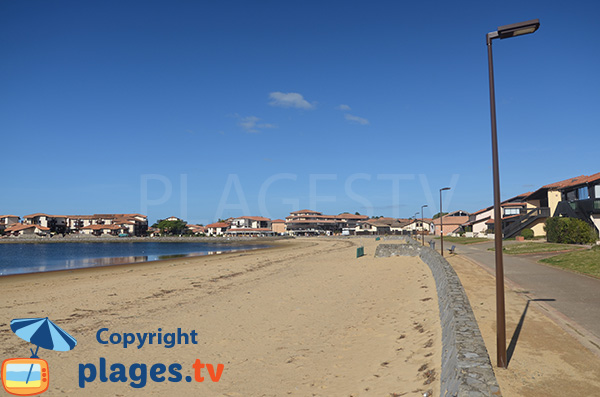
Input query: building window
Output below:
<box><xmin>566</xmin><ymin>190</ymin><xmax>577</xmax><ymax>201</ymax></box>
<box><xmin>595</xmin><ymin>185</ymin><xmax>600</xmax><ymax>199</ymax></box>
<box><xmin>578</xmin><ymin>186</ymin><xmax>589</xmax><ymax>200</ymax></box>
<box><xmin>504</xmin><ymin>208</ymin><xmax>520</xmax><ymax>216</ymax></box>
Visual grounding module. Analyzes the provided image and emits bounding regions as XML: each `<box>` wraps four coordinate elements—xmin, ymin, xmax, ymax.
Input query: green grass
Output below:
<box><xmin>488</xmin><ymin>242</ymin><xmax>586</xmax><ymax>255</ymax></box>
<box><xmin>433</xmin><ymin>236</ymin><xmax>489</xmax><ymax>244</ymax></box>
<box><xmin>540</xmin><ymin>246</ymin><xmax>600</xmax><ymax>278</ymax></box>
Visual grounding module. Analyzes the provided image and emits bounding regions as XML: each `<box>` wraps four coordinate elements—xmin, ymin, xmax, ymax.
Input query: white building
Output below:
<box><xmin>228</xmin><ymin>216</ymin><xmax>273</xmax><ymax>236</ymax></box>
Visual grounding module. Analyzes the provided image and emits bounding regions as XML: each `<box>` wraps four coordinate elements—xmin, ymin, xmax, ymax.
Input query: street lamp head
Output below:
<box><xmin>493</xmin><ymin>19</ymin><xmax>540</xmax><ymax>40</ymax></box>
<box><xmin>440</xmin><ymin>187</ymin><xmax>451</xmax><ymax>192</ymax></box>
<box><xmin>421</xmin><ymin>205</ymin><xmax>428</xmax><ymax>209</ymax></box>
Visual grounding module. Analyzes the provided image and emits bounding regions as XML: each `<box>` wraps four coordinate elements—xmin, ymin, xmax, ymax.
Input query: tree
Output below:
<box><xmin>152</xmin><ymin>219</ymin><xmax>189</xmax><ymax>236</ymax></box>
<box><xmin>354</xmin><ymin>212</ymin><xmax>361</xmax><ymax>215</ymax></box>
<box><xmin>432</xmin><ymin>212</ymin><xmax>448</xmax><ymax>220</ymax></box>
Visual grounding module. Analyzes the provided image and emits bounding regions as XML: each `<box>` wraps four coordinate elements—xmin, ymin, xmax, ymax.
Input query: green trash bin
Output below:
<box><xmin>356</xmin><ymin>246</ymin><xmax>365</xmax><ymax>258</ymax></box>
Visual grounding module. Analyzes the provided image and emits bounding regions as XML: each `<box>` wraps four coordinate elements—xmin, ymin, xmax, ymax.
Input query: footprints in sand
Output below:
<box><xmin>385</xmin><ymin>318</ymin><xmax>438</xmax><ymax>395</ymax></box>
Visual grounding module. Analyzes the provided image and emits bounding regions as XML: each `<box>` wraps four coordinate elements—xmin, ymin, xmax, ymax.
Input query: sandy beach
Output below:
<box><xmin>0</xmin><ymin>238</ymin><xmax>441</xmax><ymax>396</ymax></box>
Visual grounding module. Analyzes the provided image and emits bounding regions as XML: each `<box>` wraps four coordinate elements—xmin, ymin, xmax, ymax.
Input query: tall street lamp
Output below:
<box><xmin>439</xmin><ymin>187</ymin><xmax>451</xmax><ymax>257</ymax></box>
<box><xmin>487</xmin><ymin>18</ymin><xmax>539</xmax><ymax>369</ymax></box>
<box><xmin>421</xmin><ymin>205</ymin><xmax>428</xmax><ymax>246</ymax></box>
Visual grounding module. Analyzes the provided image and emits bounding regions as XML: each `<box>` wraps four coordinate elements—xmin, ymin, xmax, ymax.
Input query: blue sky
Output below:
<box><xmin>2</xmin><ymin>0</ymin><xmax>599</xmax><ymax>225</ymax></box>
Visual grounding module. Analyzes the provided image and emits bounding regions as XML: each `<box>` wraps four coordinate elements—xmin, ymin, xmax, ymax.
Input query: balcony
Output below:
<box><xmin>563</xmin><ymin>198</ymin><xmax>600</xmax><ymax>214</ymax></box>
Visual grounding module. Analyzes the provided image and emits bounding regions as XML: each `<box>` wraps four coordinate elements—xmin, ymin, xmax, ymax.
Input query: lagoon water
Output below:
<box><xmin>0</xmin><ymin>242</ymin><xmax>268</xmax><ymax>276</ymax></box>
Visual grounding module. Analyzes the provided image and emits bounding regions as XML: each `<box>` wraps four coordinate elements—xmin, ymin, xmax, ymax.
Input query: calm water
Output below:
<box><xmin>0</xmin><ymin>242</ymin><xmax>269</xmax><ymax>276</ymax></box>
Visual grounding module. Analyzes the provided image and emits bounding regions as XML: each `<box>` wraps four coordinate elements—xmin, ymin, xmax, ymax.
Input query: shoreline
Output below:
<box><xmin>0</xmin><ymin>235</ymin><xmax>292</xmax><ymax>244</ymax></box>
<box><xmin>0</xmin><ymin>241</ymin><xmax>286</xmax><ymax>279</ymax></box>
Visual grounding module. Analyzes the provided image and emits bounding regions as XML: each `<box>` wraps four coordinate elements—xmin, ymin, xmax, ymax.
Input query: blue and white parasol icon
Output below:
<box><xmin>10</xmin><ymin>317</ymin><xmax>77</xmax><ymax>384</ymax></box>
<box><xmin>10</xmin><ymin>317</ymin><xmax>77</xmax><ymax>357</ymax></box>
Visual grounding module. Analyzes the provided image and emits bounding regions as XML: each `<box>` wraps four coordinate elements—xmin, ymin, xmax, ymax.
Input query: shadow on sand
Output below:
<box><xmin>507</xmin><ymin>298</ymin><xmax>556</xmax><ymax>366</ymax></box>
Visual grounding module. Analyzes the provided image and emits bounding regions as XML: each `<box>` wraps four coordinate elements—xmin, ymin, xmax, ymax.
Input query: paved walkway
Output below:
<box><xmin>428</xmin><ymin>239</ymin><xmax>600</xmax><ymax>343</ymax></box>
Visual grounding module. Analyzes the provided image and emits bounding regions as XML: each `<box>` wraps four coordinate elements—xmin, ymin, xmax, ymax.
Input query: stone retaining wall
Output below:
<box><xmin>376</xmin><ymin>237</ymin><xmax>501</xmax><ymax>396</ymax></box>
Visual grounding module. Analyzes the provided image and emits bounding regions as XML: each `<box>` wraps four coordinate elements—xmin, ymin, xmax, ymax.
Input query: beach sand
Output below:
<box><xmin>0</xmin><ymin>238</ymin><xmax>441</xmax><ymax>396</ymax></box>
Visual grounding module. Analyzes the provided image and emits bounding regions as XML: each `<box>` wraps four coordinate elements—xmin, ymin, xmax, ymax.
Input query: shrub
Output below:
<box><xmin>521</xmin><ymin>228</ymin><xmax>534</xmax><ymax>240</ymax></box>
<box><xmin>545</xmin><ymin>217</ymin><xmax>598</xmax><ymax>244</ymax></box>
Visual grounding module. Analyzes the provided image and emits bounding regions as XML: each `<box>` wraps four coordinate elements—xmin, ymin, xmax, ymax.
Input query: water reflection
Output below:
<box><xmin>0</xmin><ymin>244</ymin><xmax>266</xmax><ymax>276</ymax></box>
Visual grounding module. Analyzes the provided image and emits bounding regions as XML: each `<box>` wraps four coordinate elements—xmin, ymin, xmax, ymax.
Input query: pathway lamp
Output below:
<box><xmin>420</xmin><ymin>205</ymin><xmax>428</xmax><ymax>246</ymax></box>
<box><xmin>487</xmin><ymin>18</ymin><xmax>539</xmax><ymax>369</ymax></box>
<box><xmin>439</xmin><ymin>187</ymin><xmax>451</xmax><ymax>257</ymax></box>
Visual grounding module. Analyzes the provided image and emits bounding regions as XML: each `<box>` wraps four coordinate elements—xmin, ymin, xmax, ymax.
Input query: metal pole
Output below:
<box><xmin>440</xmin><ymin>190</ymin><xmax>444</xmax><ymax>257</ymax></box>
<box><xmin>487</xmin><ymin>33</ymin><xmax>507</xmax><ymax>369</ymax></box>
<box><xmin>421</xmin><ymin>207</ymin><xmax>425</xmax><ymax>246</ymax></box>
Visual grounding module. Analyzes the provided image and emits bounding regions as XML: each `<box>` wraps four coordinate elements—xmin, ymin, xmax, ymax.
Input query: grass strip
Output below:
<box><xmin>433</xmin><ymin>236</ymin><xmax>490</xmax><ymax>245</ymax></box>
<box><xmin>488</xmin><ymin>242</ymin><xmax>586</xmax><ymax>254</ymax></box>
<box><xmin>540</xmin><ymin>247</ymin><xmax>600</xmax><ymax>278</ymax></box>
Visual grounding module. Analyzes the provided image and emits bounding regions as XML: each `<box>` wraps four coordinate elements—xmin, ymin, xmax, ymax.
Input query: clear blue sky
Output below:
<box><xmin>2</xmin><ymin>0</ymin><xmax>598</xmax><ymax>225</ymax></box>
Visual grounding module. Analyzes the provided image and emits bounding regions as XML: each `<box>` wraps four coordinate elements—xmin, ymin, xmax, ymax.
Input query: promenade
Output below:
<box><xmin>448</xmin><ymin>239</ymin><xmax>600</xmax><ymax>347</ymax></box>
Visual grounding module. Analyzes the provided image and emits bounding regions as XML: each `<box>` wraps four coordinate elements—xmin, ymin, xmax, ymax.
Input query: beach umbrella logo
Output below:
<box><xmin>1</xmin><ymin>317</ymin><xmax>77</xmax><ymax>396</ymax></box>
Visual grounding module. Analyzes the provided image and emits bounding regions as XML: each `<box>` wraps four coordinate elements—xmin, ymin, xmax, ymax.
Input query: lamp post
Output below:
<box><xmin>413</xmin><ymin>212</ymin><xmax>419</xmax><ymax>238</ymax></box>
<box><xmin>421</xmin><ymin>205</ymin><xmax>428</xmax><ymax>246</ymax></box>
<box><xmin>487</xmin><ymin>19</ymin><xmax>539</xmax><ymax>369</ymax></box>
<box><xmin>439</xmin><ymin>187</ymin><xmax>451</xmax><ymax>257</ymax></box>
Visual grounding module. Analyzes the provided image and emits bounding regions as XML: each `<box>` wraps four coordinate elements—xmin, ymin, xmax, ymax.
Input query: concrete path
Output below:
<box><xmin>428</xmin><ymin>239</ymin><xmax>600</xmax><ymax>344</ymax></box>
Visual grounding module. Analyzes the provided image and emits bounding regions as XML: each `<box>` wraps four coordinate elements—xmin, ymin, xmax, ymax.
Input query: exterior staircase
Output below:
<box><xmin>502</xmin><ymin>207</ymin><xmax>551</xmax><ymax>239</ymax></box>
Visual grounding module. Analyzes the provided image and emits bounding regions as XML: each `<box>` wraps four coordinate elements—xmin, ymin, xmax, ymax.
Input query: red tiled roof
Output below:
<box><xmin>23</xmin><ymin>213</ymin><xmax>66</xmax><ymax>219</ymax></box>
<box><xmin>335</xmin><ymin>213</ymin><xmax>369</xmax><ymax>220</ymax></box>
<box><xmin>469</xmin><ymin>206</ymin><xmax>493</xmax><ymax>217</ymax></box>
<box><xmin>290</xmin><ymin>209</ymin><xmax>322</xmax><ymax>215</ymax></box>
<box><xmin>463</xmin><ymin>216</ymin><xmax>491</xmax><ymax>226</ymax></box>
<box><xmin>228</xmin><ymin>228</ymin><xmax>273</xmax><ymax>232</ymax></box>
<box><xmin>0</xmin><ymin>215</ymin><xmax>19</xmax><ymax>218</ymax></box>
<box><xmin>287</xmin><ymin>214</ymin><xmax>335</xmax><ymax>219</ymax></box>
<box><xmin>239</xmin><ymin>216</ymin><xmax>271</xmax><ymax>221</ymax></box>
<box><xmin>501</xmin><ymin>202</ymin><xmax>526</xmax><ymax>207</ymax></box>
<box><xmin>113</xmin><ymin>219</ymin><xmax>136</xmax><ymax>225</ymax></box>
<box><xmin>432</xmin><ymin>212</ymin><xmax>470</xmax><ymax>225</ymax></box>
<box><xmin>82</xmin><ymin>224</ymin><xmax>122</xmax><ymax>230</ymax></box>
<box><xmin>6</xmin><ymin>224</ymin><xmax>50</xmax><ymax>232</ymax></box>
<box><xmin>287</xmin><ymin>219</ymin><xmax>338</xmax><ymax>224</ymax></box>
<box><xmin>485</xmin><ymin>214</ymin><xmax>521</xmax><ymax>224</ymax></box>
<box><xmin>272</xmin><ymin>219</ymin><xmax>285</xmax><ymax>223</ymax></box>
<box><xmin>206</xmin><ymin>222</ymin><xmax>230</xmax><ymax>228</ymax></box>
<box><xmin>543</xmin><ymin>175</ymin><xmax>592</xmax><ymax>189</ymax></box>
<box><xmin>586</xmin><ymin>172</ymin><xmax>600</xmax><ymax>184</ymax></box>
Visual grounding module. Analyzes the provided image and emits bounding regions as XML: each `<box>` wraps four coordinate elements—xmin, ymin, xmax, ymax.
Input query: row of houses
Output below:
<box><xmin>0</xmin><ymin>213</ymin><xmax>149</xmax><ymax>237</ymax></box>
<box><xmin>165</xmin><ymin>216</ymin><xmax>286</xmax><ymax>237</ymax></box>
<box><xmin>284</xmin><ymin>210</ymin><xmax>436</xmax><ymax>236</ymax></box>
<box><xmin>0</xmin><ymin>210</ymin><xmax>456</xmax><ymax>238</ymax></box>
<box><xmin>6</xmin><ymin>173</ymin><xmax>597</xmax><ymax>239</ymax></box>
<box><xmin>167</xmin><ymin>211</ymin><xmax>433</xmax><ymax>237</ymax></box>
<box><xmin>458</xmin><ymin>173</ymin><xmax>600</xmax><ymax>239</ymax></box>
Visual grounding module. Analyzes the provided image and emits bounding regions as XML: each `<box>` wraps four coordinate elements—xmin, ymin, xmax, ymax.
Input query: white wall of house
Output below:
<box><xmin>207</xmin><ymin>227</ymin><xmax>226</xmax><ymax>235</ymax></box>
<box><xmin>231</xmin><ymin>218</ymin><xmax>251</xmax><ymax>229</ymax></box>
<box><xmin>591</xmin><ymin>215</ymin><xmax>600</xmax><ymax>237</ymax></box>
